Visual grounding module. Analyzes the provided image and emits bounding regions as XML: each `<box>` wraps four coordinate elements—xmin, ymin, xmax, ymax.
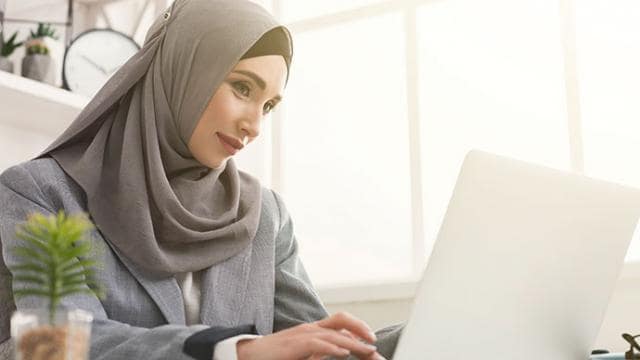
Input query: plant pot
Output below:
<box><xmin>10</xmin><ymin>308</ymin><xmax>93</xmax><ymax>360</ymax></box>
<box><xmin>21</xmin><ymin>54</ymin><xmax>55</xmax><ymax>85</ymax></box>
<box><xmin>0</xmin><ymin>57</ymin><xmax>14</xmax><ymax>73</ymax></box>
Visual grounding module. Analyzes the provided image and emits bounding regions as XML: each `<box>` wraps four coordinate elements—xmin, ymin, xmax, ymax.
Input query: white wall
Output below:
<box><xmin>0</xmin><ymin>71</ymin><xmax>87</xmax><ymax>169</ymax></box>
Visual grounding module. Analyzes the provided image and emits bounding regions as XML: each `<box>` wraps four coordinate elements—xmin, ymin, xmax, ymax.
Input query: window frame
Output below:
<box><xmin>269</xmin><ymin>0</ymin><xmax>617</xmax><ymax>303</ymax></box>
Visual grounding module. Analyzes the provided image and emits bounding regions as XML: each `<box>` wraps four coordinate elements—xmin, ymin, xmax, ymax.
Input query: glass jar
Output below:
<box><xmin>10</xmin><ymin>308</ymin><xmax>93</xmax><ymax>360</ymax></box>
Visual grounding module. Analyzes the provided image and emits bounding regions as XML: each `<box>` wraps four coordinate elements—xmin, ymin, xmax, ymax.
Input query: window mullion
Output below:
<box><xmin>271</xmin><ymin>0</ymin><xmax>286</xmax><ymax>193</ymax></box>
<box><xmin>286</xmin><ymin>0</ymin><xmax>441</xmax><ymax>34</ymax></box>
<box><xmin>404</xmin><ymin>5</ymin><xmax>425</xmax><ymax>277</ymax></box>
<box><xmin>559</xmin><ymin>0</ymin><xmax>584</xmax><ymax>173</ymax></box>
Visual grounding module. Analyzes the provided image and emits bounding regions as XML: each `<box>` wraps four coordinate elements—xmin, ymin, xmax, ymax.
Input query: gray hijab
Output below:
<box><xmin>36</xmin><ymin>0</ymin><xmax>293</xmax><ymax>277</ymax></box>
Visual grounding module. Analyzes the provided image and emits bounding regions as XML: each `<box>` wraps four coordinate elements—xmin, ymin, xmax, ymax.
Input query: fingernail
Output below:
<box><xmin>375</xmin><ymin>354</ymin><xmax>387</xmax><ymax>360</ymax></box>
<box><xmin>364</xmin><ymin>343</ymin><xmax>377</xmax><ymax>351</ymax></box>
<box><xmin>369</xmin><ymin>331</ymin><xmax>377</xmax><ymax>341</ymax></box>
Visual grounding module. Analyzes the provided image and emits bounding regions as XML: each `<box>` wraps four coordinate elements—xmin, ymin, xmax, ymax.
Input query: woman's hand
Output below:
<box><xmin>236</xmin><ymin>312</ymin><xmax>386</xmax><ymax>360</ymax></box>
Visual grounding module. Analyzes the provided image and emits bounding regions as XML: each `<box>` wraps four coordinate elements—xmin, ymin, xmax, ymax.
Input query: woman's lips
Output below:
<box><xmin>216</xmin><ymin>132</ymin><xmax>243</xmax><ymax>156</ymax></box>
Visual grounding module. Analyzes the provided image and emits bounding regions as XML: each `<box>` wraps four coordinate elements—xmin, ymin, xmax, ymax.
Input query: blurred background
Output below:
<box><xmin>2</xmin><ymin>0</ymin><xmax>640</xmax><ymax>352</ymax></box>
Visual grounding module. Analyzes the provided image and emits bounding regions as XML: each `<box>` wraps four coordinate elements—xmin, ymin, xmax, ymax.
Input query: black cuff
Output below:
<box><xmin>183</xmin><ymin>324</ymin><xmax>257</xmax><ymax>360</ymax></box>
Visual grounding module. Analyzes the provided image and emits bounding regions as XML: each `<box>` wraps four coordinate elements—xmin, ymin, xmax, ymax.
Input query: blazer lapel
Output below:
<box><xmin>111</xmin><ymin>246</ymin><xmax>186</xmax><ymax>325</ymax></box>
<box><xmin>199</xmin><ymin>242</ymin><xmax>252</xmax><ymax>327</ymax></box>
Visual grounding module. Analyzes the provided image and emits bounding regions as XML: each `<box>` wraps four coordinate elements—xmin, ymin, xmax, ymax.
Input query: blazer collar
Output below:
<box><xmin>106</xmin><ymin>235</ymin><xmax>253</xmax><ymax>327</ymax></box>
<box><xmin>111</xmin><ymin>246</ymin><xmax>186</xmax><ymax>325</ymax></box>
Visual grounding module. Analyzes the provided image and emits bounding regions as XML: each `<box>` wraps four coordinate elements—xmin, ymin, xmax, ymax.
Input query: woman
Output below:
<box><xmin>0</xmin><ymin>0</ymin><xmax>402</xmax><ymax>359</ymax></box>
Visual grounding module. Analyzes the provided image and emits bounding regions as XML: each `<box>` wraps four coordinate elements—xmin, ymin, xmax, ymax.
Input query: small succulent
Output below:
<box><xmin>26</xmin><ymin>43</ymin><xmax>49</xmax><ymax>56</ymax></box>
<box><xmin>10</xmin><ymin>211</ymin><xmax>104</xmax><ymax>324</ymax></box>
<box><xmin>25</xmin><ymin>23</ymin><xmax>58</xmax><ymax>57</ymax></box>
<box><xmin>30</xmin><ymin>23</ymin><xmax>58</xmax><ymax>40</ymax></box>
<box><xmin>0</xmin><ymin>31</ymin><xmax>23</xmax><ymax>57</ymax></box>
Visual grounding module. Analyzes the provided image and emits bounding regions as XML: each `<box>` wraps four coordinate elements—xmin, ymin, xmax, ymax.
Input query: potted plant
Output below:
<box><xmin>21</xmin><ymin>23</ymin><xmax>58</xmax><ymax>84</ymax></box>
<box><xmin>9</xmin><ymin>211</ymin><xmax>103</xmax><ymax>360</ymax></box>
<box><xmin>0</xmin><ymin>30</ymin><xmax>23</xmax><ymax>73</ymax></box>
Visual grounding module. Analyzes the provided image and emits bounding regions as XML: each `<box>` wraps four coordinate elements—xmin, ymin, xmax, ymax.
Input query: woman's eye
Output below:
<box><xmin>263</xmin><ymin>101</ymin><xmax>276</xmax><ymax>114</ymax></box>
<box><xmin>233</xmin><ymin>81</ymin><xmax>251</xmax><ymax>97</ymax></box>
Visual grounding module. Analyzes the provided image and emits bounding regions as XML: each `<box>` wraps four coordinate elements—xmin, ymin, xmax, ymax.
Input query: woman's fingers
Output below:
<box><xmin>301</xmin><ymin>337</ymin><xmax>350</xmax><ymax>358</ymax></box>
<box><xmin>306</xmin><ymin>355</ymin><xmax>348</xmax><ymax>360</ymax></box>
<box><xmin>314</xmin><ymin>329</ymin><xmax>377</xmax><ymax>357</ymax></box>
<box><xmin>306</xmin><ymin>355</ymin><xmax>347</xmax><ymax>360</ymax></box>
<box><xmin>339</xmin><ymin>329</ymin><xmax>357</xmax><ymax>340</ymax></box>
<box><xmin>363</xmin><ymin>353</ymin><xmax>387</xmax><ymax>360</ymax></box>
<box><xmin>315</xmin><ymin>312</ymin><xmax>377</xmax><ymax>343</ymax></box>
<box><xmin>236</xmin><ymin>315</ymin><xmax>379</xmax><ymax>360</ymax></box>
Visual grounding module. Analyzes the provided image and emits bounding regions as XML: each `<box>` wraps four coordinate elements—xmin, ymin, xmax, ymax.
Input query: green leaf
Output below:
<box><xmin>11</xmin><ymin>262</ymin><xmax>47</xmax><ymax>274</ymax></box>
<box><xmin>58</xmin><ymin>287</ymin><xmax>95</xmax><ymax>298</ymax></box>
<box><xmin>7</xmin><ymin>32</ymin><xmax>17</xmax><ymax>45</ymax></box>
<box><xmin>13</xmin><ymin>288</ymin><xmax>50</xmax><ymax>298</ymax></box>
<box><xmin>58</xmin><ymin>242</ymin><xmax>92</xmax><ymax>263</ymax></box>
<box><xmin>0</xmin><ymin>30</ymin><xmax>23</xmax><ymax>57</ymax></box>
<box><xmin>16</xmin><ymin>230</ymin><xmax>55</xmax><ymax>254</ymax></box>
<box><xmin>13</xmin><ymin>246</ymin><xmax>51</xmax><ymax>266</ymax></box>
<box><xmin>13</xmin><ymin>275</ymin><xmax>47</xmax><ymax>286</ymax></box>
<box><xmin>11</xmin><ymin>211</ymin><xmax>104</xmax><ymax>307</ymax></box>
<box><xmin>91</xmin><ymin>288</ymin><xmax>106</xmax><ymax>300</ymax></box>
<box><xmin>60</xmin><ymin>259</ymin><xmax>98</xmax><ymax>274</ymax></box>
<box><xmin>59</xmin><ymin>278</ymin><xmax>94</xmax><ymax>290</ymax></box>
<box><xmin>60</xmin><ymin>268</ymin><xmax>94</xmax><ymax>283</ymax></box>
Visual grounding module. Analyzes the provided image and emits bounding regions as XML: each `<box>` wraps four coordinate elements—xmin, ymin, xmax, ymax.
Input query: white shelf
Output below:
<box><xmin>0</xmin><ymin>71</ymin><xmax>89</xmax><ymax>136</ymax></box>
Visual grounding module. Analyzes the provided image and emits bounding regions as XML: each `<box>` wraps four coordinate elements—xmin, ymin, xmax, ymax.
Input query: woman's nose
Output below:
<box><xmin>240</xmin><ymin>108</ymin><xmax>262</xmax><ymax>138</ymax></box>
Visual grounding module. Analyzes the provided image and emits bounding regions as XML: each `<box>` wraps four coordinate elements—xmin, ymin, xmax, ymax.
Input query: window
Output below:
<box><xmin>280</xmin><ymin>0</ymin><xmax>385</xmax><ymax>22</ymax></box>
<box><xmin>417</xmin><ymin>0</ymin><xmax>570</xmax><ymax>260</ymax></box>
<box><xmin>281</xmin><ymin>12</ymin><xmax>413</xmax><ymax>287</ymax></box>
<box><xmin>268</xmin><ymin>0</ymin><xmax>640</xmax><ymax>289</ymax></box>
<box><xmin>575</xmin><ymin>0</ymin><xmax>640</xmax><ymax>261</ymax></box>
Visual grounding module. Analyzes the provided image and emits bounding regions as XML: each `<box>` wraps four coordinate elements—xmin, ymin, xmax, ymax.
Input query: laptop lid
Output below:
<box><xmin>394</xmin><ymin>150</ymin><xmax>640</xmax><ymax>359</ymax></box>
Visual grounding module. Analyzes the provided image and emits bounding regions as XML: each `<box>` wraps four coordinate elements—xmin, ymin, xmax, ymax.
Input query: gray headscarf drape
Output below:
<box><xmin>35</xmin><ymin>0</ymin><xmax>293</xmax><ymax>277</ymax></box>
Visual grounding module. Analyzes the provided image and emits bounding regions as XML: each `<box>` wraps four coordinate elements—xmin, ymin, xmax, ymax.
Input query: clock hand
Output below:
<box><xmin>80</xmin><ymin>54</ymin><xmax>108</xmax><ymax>75</ymax></box>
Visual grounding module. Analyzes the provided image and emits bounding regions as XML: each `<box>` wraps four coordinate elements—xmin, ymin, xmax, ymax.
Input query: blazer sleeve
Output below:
<box><xmin>0</xmin><ymin>165</ymin><xmax>254</xmax><ymax>360</ymax></box>
<box><xmin>270</xmin><ymin>190</ymin><xmax>330</xmax><ymax>332</ymax></box>
<box><xmin>270</xmin><ymin>190</ymin><xmax>404</xmax><ymax>359</ymax></box>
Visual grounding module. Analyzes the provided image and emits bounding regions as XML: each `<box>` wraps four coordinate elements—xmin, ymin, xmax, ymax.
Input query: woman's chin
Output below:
<box><xmin>210</xmin><ymin>158</ymin><xmax>228</xmax><ymax>170</ymax></box>
<box><xmin>195</xmin><ymin>151</ymin><xmax>230</xmax><ymax>169</ymax></box>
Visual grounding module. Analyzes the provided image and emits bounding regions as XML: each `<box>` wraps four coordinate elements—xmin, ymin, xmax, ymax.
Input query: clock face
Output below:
<box><xmin>63</xmin><ymin>29</ymin><xmax>140</xmax><ymax>98</ymax></box>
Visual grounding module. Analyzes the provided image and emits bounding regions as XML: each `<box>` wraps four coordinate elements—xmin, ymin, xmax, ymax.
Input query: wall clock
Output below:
<box><xmin>62</xmin><ymin>28</ymin><xmax>139</xmax><ymax>97</ymax></box>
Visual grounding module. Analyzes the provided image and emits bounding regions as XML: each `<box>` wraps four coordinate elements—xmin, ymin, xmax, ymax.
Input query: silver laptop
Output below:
<box><xmin>394</xmin><ymin>150</ymin><xmax>640</xmax><ymax>359</ymax></box>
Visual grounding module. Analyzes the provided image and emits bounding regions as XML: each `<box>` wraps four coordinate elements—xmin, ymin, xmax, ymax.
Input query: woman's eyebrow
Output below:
<box><xmin>232</xmin><ymin>70</ymin><xmax>267</xmax><ymax>90</ymax></box>
<box><xmin>232</xmin><ymin>70</ymin><xmax>283</xmax><ymax>101</ymax></box>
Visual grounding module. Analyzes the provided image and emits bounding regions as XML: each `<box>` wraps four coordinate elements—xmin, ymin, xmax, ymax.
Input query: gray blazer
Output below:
<box><xmin>0</xmin><ymin>158</ymin><xmax>401</xmax><ymax>359</ymax></box>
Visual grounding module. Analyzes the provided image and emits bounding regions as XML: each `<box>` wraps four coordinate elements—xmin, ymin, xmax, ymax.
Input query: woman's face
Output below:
<box><xmin>188</xmin><ymin>55</ymin><xmax>287</xmax><ymax>168</ymax></box>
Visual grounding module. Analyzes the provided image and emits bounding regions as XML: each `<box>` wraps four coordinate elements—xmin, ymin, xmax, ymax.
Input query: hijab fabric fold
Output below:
<box><xmin>36</xmin><ymin>0</ymin><xmax>292</xmax><ymax>277</ymax></box>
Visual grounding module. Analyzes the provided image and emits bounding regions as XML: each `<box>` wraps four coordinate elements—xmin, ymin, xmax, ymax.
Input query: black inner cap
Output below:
<box><xmin>241</xmin><ymin>27</ymin><xmax>293</xmax><ymax>72</ymax></box>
